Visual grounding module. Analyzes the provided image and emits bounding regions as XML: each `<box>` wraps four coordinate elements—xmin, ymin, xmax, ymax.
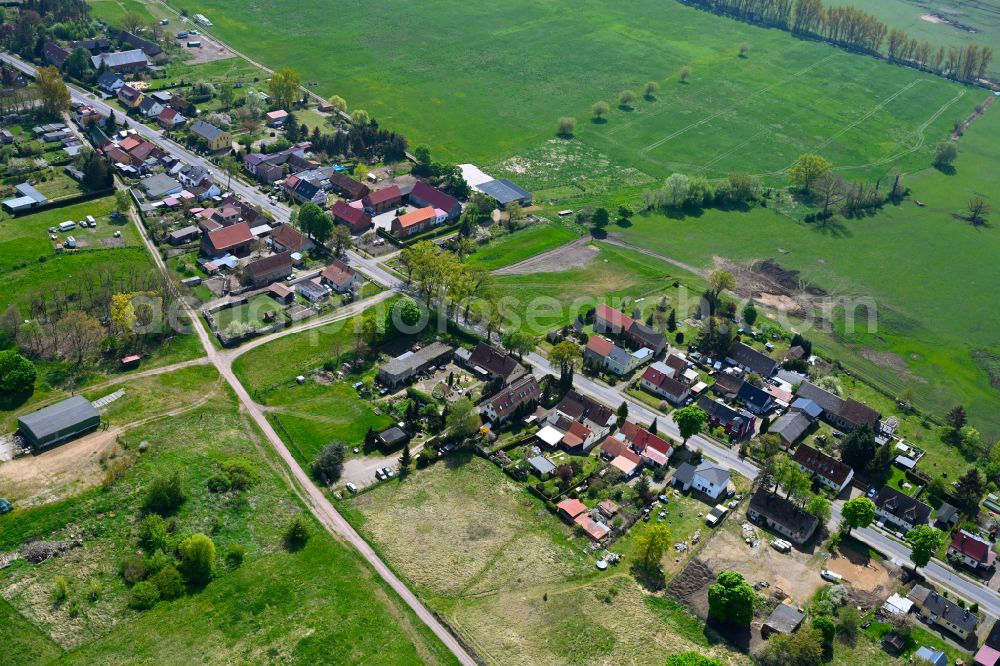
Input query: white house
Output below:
<box><xmin>674</xmin><ymin>461</ymin><xmax>730</xmax><ymax>501</ymax></box>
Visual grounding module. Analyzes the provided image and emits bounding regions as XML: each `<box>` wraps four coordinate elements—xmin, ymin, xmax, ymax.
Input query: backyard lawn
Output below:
<box><xmin>468</xmin><ymin>220</ymin><xmax>582</xmax><ymax>271</ymax></box>
<box><xmin>213</xmin><ymin>293</ymin><xmax>288</xmax><ymax>331</ymax></box>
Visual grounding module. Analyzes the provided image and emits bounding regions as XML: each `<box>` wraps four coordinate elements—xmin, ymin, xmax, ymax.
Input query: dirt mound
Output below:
<box><xmin>666</xmin><ymin>558</ymin><xmax>715</xmax><ymax>609</ymax></box>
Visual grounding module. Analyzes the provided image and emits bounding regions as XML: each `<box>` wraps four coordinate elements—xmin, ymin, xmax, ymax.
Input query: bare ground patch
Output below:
<box><xmin>859</xmin><ymin>347</ymin><xmax>923</xmax><ymax>383</ymax></box>
<box><xmin>824</xmin><ymin>545</ymin><xmax>894</xmax><ymax>601</ymax></box>
<box><xmin>493</xmin><ymin>238</ymin><xmax>598</xmax><ymax>275</ymax></box>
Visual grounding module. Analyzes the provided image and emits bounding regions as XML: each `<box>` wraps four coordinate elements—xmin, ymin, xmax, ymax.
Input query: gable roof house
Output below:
<box><xmin>44</xmin><ymin>42</ymin><xmax>71</xmax><ymax>69</ymax></box>
<box><xmin>244</xmin><ymin>251</ymin><xmax>293</xmax><ymax>288</ymax></box>
<box><xmin>17</xmin><ymin>395</ymin><xmax>101</xmax><ymax>450</ymax></box>
<box><xmin>696</xmin><ymin>395</ymin><xmax>755</xmax><ymax>438</ymax></box>
<box><xmin>575</xmin><ymin>513</ymin><xmax>611</xmax><ymax>542</ymax></box>
<box><xmin>320</xmin><ymin>260</ymin><xmax>361</xmax><ymax>293</ymax></box>
<box><xmin>795</xmin><ymin>381</ymin><xmax>881</xmax><ymax>432</ymax></box>
<box><xmin>736</xmin><ymin>381</ymin><xmax>774</xmax><ymax>415</ymax></box>
<box><xmin>947</xmin><ymin>530</ymin><xmax>996</xmax><ymax>572</ymax></box>
<box><xmin>112</xmin><ymin>29</ymin><xmax>165</xmax><ymax>61</ymax></box>
<box><xmin>873</xmin><ymin>486</ymin><xmax>931</xmax><ymax>532</ymax></box>
<box><xmin>117</xmin><ymin>83</ymin><xmax>144</xmax><ymax>108</ymax></box>
<box><xmin>479</xmin><ymin>375</ymin><xmax>540</xmax><ymax>424</ymax></box>
<box><xmin>908</xmin><ymin>585</ymin><xmax>980</xmax><ymax>640</ymax></box>
<box><xmin>408</xmin><ymin>181</ymin><xmax>461</xmax><ymax>219</ymax></box>
<box><xmin>363</xmin><ymin>185</ymin><xmax>402</xmax><ymax>213</ymax></box>
<box><xmin>594</xmin><ymin>303</ymin><xmax>633</xmax><ymax>335</ymax></box>
<box><xmin>791</xmin><ymin>444</ymin><xmax>854</xmax><ymax>493</ymax></box>
<box><xmin>556</xmin><ymin>498</ymin><xmax>587</xmax><ymax>521</ymax></box>
<box><xmin>550</xmin><ymin>391</ymin><xmax>615</xmax><ymax>437</ymax></box>
<box><xmin>189</xmin><ymin>119</ymin><xmax>231</xmax><ymax>152</ymax></box>
<box><xmin>464</xmin><ymin>343</ymin><xmax>526</xmax><ymax>385</ymax></box>
<box><xmin>96</xmin><ymin>71</ymin><xmax>125</xmax><ymax>95</ymax></box>
<box><xmin>728</xmin><ymin>342</ymin><xmax>779</xmax><ymax>377</ymax></box>
<box><xmin>619</xmin><ymin>421</ymin><xmax>672</xmax><ymax>467</ymax></box>
<box><xmin>747</xmin><ymin>488</ymin><xmax>820</xmax><ymax>545</ymax></box>
<box><xmin>674</xmin><ymin>461</ymin><xmax>731</xmax><ymax>501</ymax></box>
<box><xmin>91</xmin><ymin>48</ymin><xmax>148</xmax><ymax>73</ymax></box>
<box><xmin>626</xmin><ymin>320</ymin><xmax>667</xmax><ymax>355</ymax></box>
<box><xmin>201</xmin><ymin>222</ymin><xmax>254</xmax><ymax>257</ymax></box>
<box><xmin>599</xmin><ymin>435</ymin><xmax>644</xmax><ymax>476</ymax></box>
<box><xmin>640</xmin><ymin>364</ymin><xmax>691</xmax><ymax>405</ymax></box>
<box><xmin>770</xmin><ymin>411</ymin><xmax>812</xmax><ymax>449</ymax></box>
<box><xmin>391</xmin><ymin>206</ymin><xmax>438</xmax><ymax>238</ymax></box>
<box><xmin>330</xmin><ymin>200</ymin><xmax>373</xmax><ymax>234</ymax></box>
<box><xmin>270</xmin><ymin>223</ymin><xmax>314</xmax><ymax>254</ymax></box>
<box><xmin>328</xmin><ymin>172</ymin><xmax>370</xmax><ymax>200</ymax></box>
<box><xmin>157</xmin><ymin>106</ymin><xmax>186</xmax><ymax>130</ymax></box>
<box><xmin>137</xmin><ymin>95</ymin><xmax>164</xmax><ymax>118</ymax></box>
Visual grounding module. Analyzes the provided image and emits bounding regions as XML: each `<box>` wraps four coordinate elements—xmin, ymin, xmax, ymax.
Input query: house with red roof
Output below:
<box><xmin>619</xmin><ymin>421</ymin><xmax>672</xmax><ymax>465</ymax></box>
<box><xmin>791</xmin><ymin>444</ymin><xmax>854</xmax><ymax>494</ymax></box>
<box><xmin>270</xmin><ymin>223</ymin><xmax>314</xmax><ymax>254</ymax></box>
<box><xmin>560</xmin><ymin>420</ymin><xmax>594</xmax><ymax>453</ymax></box>
<box><xmin>330</xmin><ymin>200</ymin><xmax>373</xmax><ymax>234</ymax></box>
<box><xmin>390</xmin><ymin>206</ymin><xmax>439</xmax><ymax>238</ymax></box>
<box><xmin>157</xmin><ymin>107</ymin><xmax>185</xmax><ymax>130</ymax></box>
<box><xmin>594</xmin><ymin>303</ymin><xmax>667</xmax><ymax>354</ymax></box>
<box><xmin>201</xmin><ymin>222</ymin><xmax>254</xmax><ymax>257</ymax></box>
<box><xmin>594</xmin><ymin>303</ymin><xmax>634</xmax><ymax>335</ymax></box>
<box><xmin>947</xmin><ymin>530</ymin><xmax>996</xmax><ymax>572</ymax></box>
<box><xmin>556</xmin><ymin>498</ymin><xmax>587</xmax><ymax>521</ymax></box>
<box><xmin>320</xmin><ymin>259</ymin><xmax>361</xmax><ymax>293</ymax></box>
<box><xmin>640</xmin><ymin>363</ymin><xmax>691</xmax><ymax>405</ymax></box>
<box><xmin>408</xmin><ymin>181</ymin><xmax>461</xmax><ymax>219</ymax></box>
<box><xmin>362</xmin><ymin>185</ymin><xmax>402</xmax><ymax>213</ymax></box>
<box><xmin>574</xmin><ymin>513</ymin><xmax>611</xmax><ymax>542</ymax></box>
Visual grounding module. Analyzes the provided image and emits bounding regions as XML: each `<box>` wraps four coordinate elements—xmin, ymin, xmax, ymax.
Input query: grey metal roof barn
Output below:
<box><xmin>476</xmin><ymin>179</ymin><xmax>532</xmax><ymax>207</ymax></box>
<box><xmin>18</xmin><ymin>395</ymin><xmax>100</xmax><ymax>449</ymax></box>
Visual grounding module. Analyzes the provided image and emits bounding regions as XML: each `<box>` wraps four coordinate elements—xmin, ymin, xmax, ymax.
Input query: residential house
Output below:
<box><xmin>328</xmin><ymin>171</ymin><xmax>370</xmax><ymax>200</ymax></box>
<box><xmin>70</xmin><ymin>37</ymin><xmax>110</xmax><ymax>54</ymax></box>
<box><xmin>935</xmin><ymin>503</ymin><xmax>961</xmax><ymax>530</ymax></box>
<box><xmin>479</xmin><ymin>374</ymin><xmax>540</xmax><ymax>423</ymax></box>
<box><xmin>266</xmin><ymin>109</ymin><xmax>288</xmax><ymax>127</ymax></box>
<box><xmin>201</xmin><ymin>222</ymin><xmax>254</xmax><ymax>257</ymax></box>
<box><xmin>575</xmin><ymin>513</ymin><xmax>611</xmax><ymax>542</ymax></box>
<box><xmin>796</xmin><ymin>381</ymin><xmax>881</xmax><ymax>432</ymax></box>
<box><xmin>330</xmin><ymin>200</ymin><xmax>373</xmax><ymax>234</ymax></box>
<box><xmin>244</xmin><ymin>251</ymin><xmax>293</xmax><ymax>288</ymax></box>
<box><xmin>168</xmin><ymin>96</ymin><xmax>197</xmax><ymax>117</ymax></box>
<box><xmin>464</xmin><ymin>343</ymin><xmax>526</xmax><ymax>384</ymax></box>
<box><xmin>585</xmin><ymin>336</ymin><xmax>650</xmax><ymax>375</ymax></box>
<box><xmin>762</xmin><ymin>603</ymin><xmax>805</xmax><ymax>638</ymax></box>
<box><xmin>137</xmin><ymin>95</ymin><xmax>164</xmax><ymax>118</ymax></box>
<box><xmin>391</xmin><ymin>206</ymin><xmax>438</xmax><ymax>238</ymax></box>
<box><xmin>791</xmin><ymin>444</ymin><xmax>854</xmax><ymax>493</ymax></box>
<box><xmin>770</xmin><ymin>411</ymin><xmax>812</xmax><ymax>449</ymax></box>
<box><xmin>363</xmin><ymin>185</ymin><xmax>402</xmax><ymax>213</ymax></box>
<box><xmin>619</xmin><ymin>421</ymin><xmax>672</xmax><ymax>467</ymax></box>
<box><xmin>747</xmin><ymin>488</ymin><xmax>819</xmax><ymax>545</ymax></box>
<box><xmin>639</xmin><ymin>363</ymin><xmax>691</xmax><ymax>405</ymax></box>
<box><xmin>117</xmin><ymin>84</ymin><xmax>144</xmax><ymax>109</ymax></box>
<box><xmin>43</xmin><ymin>42</ymin><xmax>70</xmax><ymax>69</ymax></box>
<box><xmin>96</xmin><ymin>71</ymin><xmax>124</xmax><ymax>96</ymax></box>
<box><xmin>908</xmin><ymin>585</ymin><xmax>979</xmax><ymax>640</ymax></box>
<box><xmin>550</xmin><ymin>391</ymin><xmax>615</xmax><ymax>438</ymax></box>
<box><xmin>599</xmin><ymin>436</ymin><xmax>644</xmax><ymax>478</ymax></box>
<box><xmin>190</xmin><ymin>119</ymin><xmax>231</xmax><ymax>152</ymax></box>
<box><xmin>737</xmin><ymin>381</ymin><xmax>774</xmax><ymax>414</ymax></box>
<box><xmin>409</xmin><ymin>181</ymin><xmax>461</xmax><ymax>220</ymax></box>
<box><xmin>91</xmin><ymin>49</ymin><xmax>148</xmax><ymax>73</ymax></box>
<box><xmin>320</xmin><ymin>260</ymin><xmax>361</xmax><ymax>293</ymax></box>
<box><xmin>873</xmin><ymin>486</ymin><xmax>931</xmax><ymax>532</ymax></box>
<box><xmin>243</xmin><ymin>143</ymin><xmax>313</xmax><ymax>183</ymax></box>
<box><xmin>559</xmin><ymin>419</ymin><xmax>596</xmax><ymax>454</ymax></box>
<box><xmin>728</xmin><ymin>341</ymin><xmax>779</xmax><ymax>377</ymax></box>
<box><xmin>377</xmin><ymin>342</ymin><xmax>453</xmax><ymax>389</ymax></box>
<box><xmin>711</xmin><ymin>372</ymin><xmax>744</xmax><ymax>398</ymax></box>
<box><xmin>270</xmin><ymin>223</ymin><xmax>314</xmax><ymax>254</ymax></box>
<box><xmin>156</xmin><ymin>107</ymin><xmax>185</xmax><ymax>130</ymax></box>
<box><xmin>696</xmin><ymin>395</ymin><xmax>756</xmax><ymax>438</ymax></box>
<box><xmin>627</xmin><ymin>320</ymin><xmax>667</xmax><ymax>355</ymax></box>
<box><xmin>593</xmin><ymin>303</ymin><xmax>667</xmax><ymax>353</ymax></box>
<box><xmin>282</xmin><ymin>173</ymin><xmax>326</xmax><ymax>205</ymax></box>
<box><xmin>947</xmin><ymin>530</ymin><xmax>996</xmax><ymax>572</ymax></box>
<box><xmin>975</xmin><ymin>620</ymin><xmax>1000</xmax><ymax>666</ymax></box>
<box><xmin>674</xmin><ymin>461</ymin><xmax>731</xmax><ymax>500</ymax></box>
<box><xmin>556</xmin><ymin>498</ymin><xmax>587</xmax><ymax>521</ymax></box>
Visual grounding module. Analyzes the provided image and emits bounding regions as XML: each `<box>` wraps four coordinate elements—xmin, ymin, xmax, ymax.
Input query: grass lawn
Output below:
<box><xmin>261</xmin><ymin>380</ymin><xmax>393</xmax><ymax>469</ymax></box>
<box><xmin>213</xmin><ymin>293</ymin><xmax>288</xmax><ymax>331</ymax></box>
<box><xmin>0</xmin><ymin>597</ymin><xmax>63</xmax><ymax>665</ymax></box>
<box><xmin>177</xmin><ymin>0</ymin><xmax>977</xmax><ymax>183</ymax></box>
<box><xmin>342</xmin><ymin>455</ymin><xmax>745</xmax><ymax>665</ymax></box>
<box><xmin>468</xmin><ymin>219</ymin><xmax>582</xmax><ymax>271</ymax></box>
<box><xmin>86</xmin><ymin>0</ymin><xmax>160</xmax><ymax>27</ymax></box>
<box><xmin>0</xmin><ymin>367</ymin><xmax>458</xmax><ymax>665</ymax></box>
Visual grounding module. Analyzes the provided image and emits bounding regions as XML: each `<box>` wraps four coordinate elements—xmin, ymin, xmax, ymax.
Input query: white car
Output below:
<box><xmin>346</xmin><ymin>482</ymin><xmax>358</xmax><ymax>494</ymax></box>
<box><xmin>820</xmin><ymin>569</ymin><xmax>843</xmax><ymax>582</ymax></box>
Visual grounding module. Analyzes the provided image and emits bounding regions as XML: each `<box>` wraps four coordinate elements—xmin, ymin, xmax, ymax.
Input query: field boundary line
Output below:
<box><xmin>637</xmin><ymin>53</ymin><xmax>839</xmax><ymax>153</ymax></box>
<box><xmin>808</xmin><ymin>79</ymin><xmax>922</xmax><ymax>153</ymax></box>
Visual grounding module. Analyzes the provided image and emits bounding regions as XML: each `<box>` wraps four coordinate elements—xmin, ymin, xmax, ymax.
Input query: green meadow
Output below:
<box><xmin>175</xmin><ymin>0</ymin><xmax>979</xmax><ymax>180</ymax></box>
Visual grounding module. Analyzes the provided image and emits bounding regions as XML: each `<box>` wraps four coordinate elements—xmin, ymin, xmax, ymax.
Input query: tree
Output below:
<box><xmin>707</xmin><ymin>570</ymin><xmax>755</xmax><ymax>625</ymax></box>
<box><xmin>56</xmin><ymin>311</ymin><xmax>103</xmax><ymax>365</ymax></box>
<box><xmin>351</xmin><ymin>109</ymin><xmax>371</xmax><ymax>126</ymax></box>
<box><xmin>805</xmin><ymin>495</ymin><xmax>831</xmax><ymax>522</ymax></box>
<box><xmin>0</xmin><ymin>350</ymin><xmax>36</xmax><ymax>393</ymax></box>
<box><xmin>665</xmin><ymin>173</ymin><xmax>690</xmax><ymax>208</ymax></box>
<box><xmin>945</xmin><ymin>405</ymin><xmax>967</xmax><ymax>430</ymax></box>
<box><xmin>557</xmin><ymin>117</ymin><xmax>576</xmax><ymax>136</ymax></box>
<box><xmin>120</xmin><ymin>10</ymin><xmax>146</xmax><ymax>34</ymax></box>
<box><xmin>757</xmin><ymin>626</ymin><xmax>824</xmax><ymax>666</ymax></box>
<box><xmin>150</xmin><ymin>564</ymin><xmax>185</xmax><ymax>600</ymax></box>
<box><xmin>396</xmin><ymin>297</ymin><xmax>423</xmax><ymax>328</ymax></box>
<box><xmin>679</xmin><ymin>66</ymin><xmax>691</xmax><ymax>83</ymax></box>
<box><xmin>548</xmin><ymin>340</ymin><xmax>582</xmax><ymax>385</ymax></box>
<box><xmin>128</xmin><ymin>580</ymin><xmax>160</xmax><ymax>610</ymax></box>
<box><xmin>178</xmin><ymin>533</ymin><xmax>216</xmax><ymax>585</ymax></box>
<box><xmin>331</xmin><ymin>223</ymin><xmax>352</xmax><ymax>256</ymax></box>
<box><xmin>592</xmin><ymin>100</ymin><xmax>610</xmax><ymax>120</ymax></box>
<box><xmin>283</xmin><ymin>515</ymin><xmax>310</xmax><ymax>550</ymax></box>
<box><xmin>268</xmin><ymin>67</ymin><xmax>301</xmax><ymax>110</ymax></box>
<box><xmin>666</xmin><ymin>308</ymin><xmax>677</xmax><ymax>331</ymax></box>
<box><xmin>618</xmin><ymin>90</ymin><xmax>637</xmax><ymax>107</ymax></box>
<box><xmin>633</xmin><ymin>523</ymin><xmax>672</xmax><ymax>571</ymax></box>
<box><xmin>312</xmin><ymin>441</ymin><xmax>346</xmax><ymax>485</ymax></box>
<box><xmin>644</xmin><ymin>80</ymin><xmax>659</xmax><ymax>98</ymax></box>
<box><xmin>591</xmin><ymin>207</ymin><xmax>610</xmax><ymax>230</ymax></box>
<box><xmin>218</xmin><ymin>83</ymin><xmax>235</xmax><ymax>109</ymax></box>
<box><xmin>219</xmin><ymin>155</ymin><xmax>240</xmax><ymax>190</ymax></box>
<box><xmin>674</xmin><ymin>406</ymin><xmax>707</xmax><ymax>446</ymax></box>
<box><xmin>110</xmin><ymin>293</ymin><xmax>137</xmax><ymax>338</ymax></box>
<box><xmin>298</xmin><ymin>202</ymin><xmax>333</xmax><ymax>243</ymax></box>
<box><xmin>933</xmin><ymin>140</ymin><xmax>958</xmax><ymax>168</ymax></box>
<box><xmin>36</xmin><ymin>65</ymin><xmax>71</xmax><ymax>118</ymax></box>
<box><xmin>905</xmin><ymin>525</ymin><xmax>944</xmax><ymax>569</ymax></box>
<box><xmin>616</xmin><ymin>400</ymin><xmax>629</xmax><ymax>426</ymax></box>
<box><xmin>114</xmin><ymin>189</ymin><xmax>131</xmax><ymax>216</ymax></box>
<box><xmin>814</xmin><ymin>171</ymin><xmax>846</xmax><ymax>216</ymax></box>
<box><xmin>703</xmin><ymin>269</ymin><xmax>736</xmax><ymax>316</ymax></box>
<box><xmin>446</xmin><ymin>397</ymin><xmax>481</xmax><ymax>439</ymax></box>
<box><xmin>64</xmin><ymin>47</ymin><xmax>93</xmax><ymax>81</ymax></box>
<box><xmin>327</xmin><ymin>94</ymin><xmax>347</xmax><ymax>115</ymax></box>
<box><xmin>840</xmin><ymin>497</ymin><xmax>876</xmax><ymax>534</ymax></box>
<box><xmin>789</xmin><ymin>153</ymin><xmax>832</xmax><ymax>191</ymax></box>
<box><xmin>144</xmin><ymin>471</ymin><xmax>185</xmax><ymax>516</ymax></box>
<box><xmin>966</xmin><ymin>197</ymin><xmax>991</xmax><ymax>227</ymax></box>
<box><xmin>955</xmin><ymin>467</ymin><xmax>986</xmax><ymax>515</ymax></box>
<box><xmin>841</xmin><ymin>425</ymin><xmax>877</xmax><ymax>472</ymax></box>
<box><xmin>501</xmin><ymin>330</ymin><xmax>536</xmax><ymax>359</ymax></box>
<box><xmin>400</xmin><ymin>441</ymin><xmax>411</xmax><ymax>468</ymax></box>
<box><xmin>665</xmin><ymin>653</ymin><xmax>721</xmax><ymax>666</ymax></box>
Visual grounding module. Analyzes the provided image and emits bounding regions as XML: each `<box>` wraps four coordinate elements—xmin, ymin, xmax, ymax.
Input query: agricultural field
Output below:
<box><xmin>178</xmin><ymin>0</ymin><xmax>979</xmax><ymax>184</ymax></box>
<box><xmin>341</xmin><ymin>456</ymin><xmax>745</xmax><ymax>666</ymax></box>
<box><xmin>0</xmin><ymin>366</ymin><xmax>457</xmax><ymax>665</ymax></box>
<box><xmin>86</xmin><ymin>0</ymin><xmax>160</xmax><ymax>26</ymax></box>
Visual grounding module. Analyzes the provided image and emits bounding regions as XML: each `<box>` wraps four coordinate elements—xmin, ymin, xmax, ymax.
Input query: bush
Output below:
<box><xmin>284</xmin><ymin>515</ymin><xmax>310</xmax><ymax>551</ymax></box>
<box><xmin>128</xmin><ymin>581</ymin><xmax>160</xmax><ymax>610</ymax></box>
<box><xmin>119</xmin><ymin>555</ymin><xmax>150</xmax><ymax>584</ymax></box>
<box><xmin>86</xmin><ymin>579</ymin><xmax>103</xmax><ymax>602</ymax></box>
<box><xmin>225</xmin><ymin>543</ymin><xmax>246</xmax><ymax>568</ymax></box>
<box><xmin>150</xmin><ymin>564</ymin><xmax>185</xmax><ymax>600</ymax></box>
<box><xmin>138</xmin><ymin>514</ymin><xmax>170</xmax><ymax>553</ymax></box>
<box><xmin>143</xmin><ymin>471</ymin><xmax>185</xmax><ymax>516</ymax></box>
<box><xmin>178</xmin><ymin>533</ymin><xmax>215</xmax><ymax>585</ymax></box>
<box><xmin>221</xmin><ymin>459</ymin><xmax>257</xmax><ymax>491</ymax></box>
<box><xmin>52</xmin><ymin>576</ymin><xmax>69</xmax><ymax>603</ymax></box>
<box><xmin>206</xmin><ymin>473</ymin><xmax>231</xmax><ymax>493</ymax></box>
<box><xmin>312</xmin><ymin>441</ymin><xmax>346</xmax><ymax>485</ymax></box>
<box><xmin>0</xmin><ymin>350</ymin><xmax>36</xmax><ymax>393</ymax></box>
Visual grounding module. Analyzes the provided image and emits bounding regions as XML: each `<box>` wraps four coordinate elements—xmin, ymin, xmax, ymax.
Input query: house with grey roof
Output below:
<box><xmin>674</xmin><ymin>461</ymin><xmax>730</xmax><ymax>501</ymax></box>
<box><xmin>747</xmin><ymin>488</ymin><xmax>819</xmax><ymax>545</ymax></box>
<box><xmin>770</xmin><ymin>411</ymin><xmax>812</xmax><ymax>449</ymax></box>
<box><xmin>909</xmin><ymin>585</ymin><xmax>979</xmax><ymax>640</ymax></box>
<box><xmin>91</xmin><ymin>49</ymin><xmax>148</xmax><ymax>73</ymax></box>
<box><xmin>377</xmin><ymin>342</ymin><xmax>453</xmax><ymax>388</ymax></box>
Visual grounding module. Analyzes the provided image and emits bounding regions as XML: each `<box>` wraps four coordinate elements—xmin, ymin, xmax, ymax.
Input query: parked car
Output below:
<box><xmin>820</xmin><ymin>569</ymin><xmax>843</xmax><ymax>582</ymax></box>
<box><xmin>866</xmin><ymin>486</ymin><xmax>878</xmax><ymax>498</ymax></box>
<box><xmin>346</xmin><ymin>482</ymin><xmax>358</xmax><ymax>493</ymax></box>
<box><xmin>0</xmin><ymin>498</ymin><xmax>12</xmax><ymax>514</ymax></box>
